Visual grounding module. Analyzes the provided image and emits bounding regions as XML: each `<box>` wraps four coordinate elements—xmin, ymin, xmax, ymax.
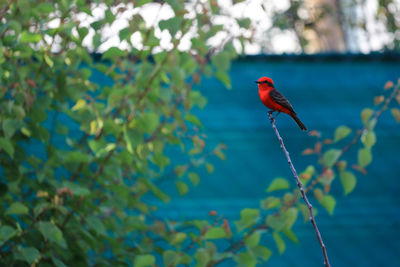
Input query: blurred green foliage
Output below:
<box><xmin>0</xmin><ymin>0</ymin><xmax>245</xmax><ymax>265</ymax></box>
<box><xmin>1</xmin><ymin>0</ymin><xmax>400</xmax><ymax>266</ymax></box>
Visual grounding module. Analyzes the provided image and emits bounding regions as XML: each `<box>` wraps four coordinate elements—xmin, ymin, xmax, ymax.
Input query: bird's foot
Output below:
<box><xmin>272</xmin><ymin>112</ymin><xmax>281</xmax><ymax>120</ymax></box>
<box><xmin>268</xmin><ymin>111</ymin><xmax>275</xmax><ymax>122</ymax></box>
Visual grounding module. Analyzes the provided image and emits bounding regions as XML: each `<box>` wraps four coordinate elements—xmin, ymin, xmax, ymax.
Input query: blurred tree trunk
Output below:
<box><xmin>304</xmin><ymin>0</ymin><xmax>347</xmax><ymax>52</ymax></box>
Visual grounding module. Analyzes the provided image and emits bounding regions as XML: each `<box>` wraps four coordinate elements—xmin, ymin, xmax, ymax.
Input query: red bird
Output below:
<box><xmin>256</xmin><ymin>77</ymin><xmax>307</xmax><ymax>131</ymax></box>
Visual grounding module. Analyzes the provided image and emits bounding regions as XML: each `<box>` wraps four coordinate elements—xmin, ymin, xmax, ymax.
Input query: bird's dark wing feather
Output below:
<box><xmin>270</xmin><ymin>89</ymin><xmax>295</xmax><ymax>114</ymax></box>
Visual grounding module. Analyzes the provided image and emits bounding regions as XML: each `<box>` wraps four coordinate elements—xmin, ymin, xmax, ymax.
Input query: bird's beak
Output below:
<box><xmin>254</xmin><ymin>81</ymin><xmax>260</xmax><ymax>84</ymax></box>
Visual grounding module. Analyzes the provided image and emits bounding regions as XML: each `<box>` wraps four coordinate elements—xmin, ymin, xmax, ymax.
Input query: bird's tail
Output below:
<box><xmin>290</xmin><ymin>113</ymin><xmax>307</xmax><ymax>131</ymax></box>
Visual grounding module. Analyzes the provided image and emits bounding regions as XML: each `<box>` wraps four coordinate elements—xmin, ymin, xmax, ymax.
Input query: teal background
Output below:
<box><xmin>152</xmin><ymin>54</ymin><xmax>400</xmax><ymax>266</ymax></box>
<box><xmin>25</xmin><ymin>54</ymin><xmax>400</xmax><ymax>266</ymax></box>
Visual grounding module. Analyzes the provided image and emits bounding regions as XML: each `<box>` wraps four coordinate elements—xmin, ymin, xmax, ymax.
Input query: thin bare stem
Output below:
<box><xmin>268</xmin><ymin>112</ymin><xmax>331</xmax><ymax>267</ymax></box>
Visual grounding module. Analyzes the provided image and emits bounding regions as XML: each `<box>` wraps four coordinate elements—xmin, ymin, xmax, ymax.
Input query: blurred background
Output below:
<box><xmin>86</xmin><ymin>0</ymin><xmax>400</xmax><ymax>54</ymax></box>
<box><xmin>1</xmin><ymin>0</ymin><xmax>400</xmax><ymax>266</ymax></box>
<box><xmin>149</xmin><ymin>0</ymin><xmax>400</xmax><ymax>265</ymax></box>
<box><xmin>158</xmin><ymin>54</ymin><xmax>400</xmax><ymax>266</ymax></box>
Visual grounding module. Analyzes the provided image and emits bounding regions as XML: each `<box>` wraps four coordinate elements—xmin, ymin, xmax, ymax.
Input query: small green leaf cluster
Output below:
<box><xmin>299</xmin><ymin>79</ymin><xmax>400</xmax><ymax>217</ymax></box>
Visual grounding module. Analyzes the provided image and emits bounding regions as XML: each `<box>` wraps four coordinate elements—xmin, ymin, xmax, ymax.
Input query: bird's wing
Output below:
<box><xmin>269</xmin><ymin>89</ymin><xmax>295</xmax><ymax>114</ymax></box>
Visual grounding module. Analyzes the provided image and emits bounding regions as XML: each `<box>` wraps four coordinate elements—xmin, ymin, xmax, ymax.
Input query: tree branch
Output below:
<box><xmin>338</xmin><ymin>84</ymin><xmax>400</xmax><ymax>160</ymax></box>
<box><xmin>268</xmin><ymin>112</ymin><xmax>331</xmax><ymax>267</ymax></box>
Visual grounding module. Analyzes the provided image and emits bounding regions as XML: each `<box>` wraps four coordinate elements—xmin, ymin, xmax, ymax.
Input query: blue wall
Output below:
<box><xmin>153</xmin><ymin>55</ymin><xmax>400</xmax><ymax>266</ymax></box>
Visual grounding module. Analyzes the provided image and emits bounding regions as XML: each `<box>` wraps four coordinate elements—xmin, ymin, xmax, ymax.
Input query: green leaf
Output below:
<box><xmin>250</xmin><ymin>245</ymin><xmax>272</xmax><ymax>262</ymax></box>
<box><xmin>260</xmin><ymin>196</ymin><xmax>281</xmax><ymax>210</ymax></box>
<box><xmin>322</xmin><ymin>149</ymin><xmax>341</xmax><ymax>168</ymax></box>
<box><xmin>102</xmin><ymin>47</ymin><xmax>126</xmax><ymax>60</ymax></box>
<box><xmin>241</xmin><ymin>208</ymin><xmax>259</xmax><ymax>223</ymax></box>
<box><xmin>38</xmin><ymin>222</ymin><xmax>67</xmax><ymax>248</ymax></box>
<box><xmin>334</xmin><ymin>125</ymin><xmax>351</xmax><ymax>142</ymax></box>
<box><xmin>297</xmin><ymin>203</ymin><xmax>311</xmax><ymax>222</ymax></box>
<box><xmin>86</xmin><ymin>215</ymin><xmax>107</xmax><ymax>236</ymax></box>
<box><xmin>163</xmin><ymin>250</ymin><xmax>180</xmax><ymax>267</ymax></box>
<box><xmin>72</xmin><ymin>99</ymin><xmax>86</xmax><ymax>111</ymax></box>
<box><xmin>281</xmin><ymin>228</ymin><xmax>299</xmax><ymax>244</ymax></box>
<box><xmin>0</xmin><ymin>225</ymin><xmax>17</xmax><ymax>246</ymax></box>
<box><xmin>20</xmin><ymin>31</ymin><xmax>42</xmax><ymax>43</ymax></box>
<box><xmin>245</xmin><ymin>232</ymin><xmax>260</xmax><ymax>248</ymax></box>
<box><xmin>361</xmin><ymin>108</ymin><xmax>374</xmax><ymax>125</ymax></box>
<box><xmin>188</xmin><ymin>172</ymin><xmax>200</xmax><ymax>186</ymax></box>
<box><xmin>281</xmin><ymin>207</ymin><xmax>298</xmax><ymax>229</ymax></box>
<box><xmin>124</xmin><ymin>127</ymin><xmax>143</xmax><ymax>154</ymax></box>
<box><xmin>266</xmin><ymin>177</ymin><xmax>290</xmax><ymax>192</ymax></box>
<box><xmin>44</xmin><ymin>54</ymin><xmax>54</xmax><ymax>68</ymax></box>
<box><xmin>139</xmin><ymin>178</ymin><xmax>170</xmax><ymax>203</ymax></box>
<box><xmin>17</xmin><ymin>246</ymin><xmax>39</xmax><ymax>264</ymax></box>
<box><xmin>237</xmin><ymin>18</ymin><xmax>251</xmax><ymax>28</ymax></box>
<box><xmin>34</xmin><ymin>203</ymin><xmax>49</xmax><ymax>218</ymax></box>
<box><xmin>205</xmin><ymin>163</ymin><xmax>214</xmax><ymax>174</ymax></box>
<box><xmin>235</xmin><ymin>208</ymin><xmax>260</xmax><ymax>231</ymax></box>
<box><xmin>65</xmin><ymin>151</ymin><xmax>90</xmax><ymax>163</ymax></box>
<box><xmin>37</xmin><ymin>2</ymin><xmax>56</xmax><ymax>13</ymax></box>
<box><xmin>340</xmin><ymin>171</ymin><xmax>357</xmax><ymax>195</ymax></box>
<box><xmin>3</xmin><ymin>119</ymin><xmax>21</xmax><ymax>139</ymax></box>
<box><xmin>0</xmin><ymin>137</ymin><xmax>14</xmax><ymax>158</ymax></box>
<box><xmin>189</xmin><ymin>91</ymin><xmax>207</xmax><ymax>109</ymax></box>
<box><xmin>266</xmin><ymin>207</ymin><xmax>297</xmax><ymax>231</ymax></box>
<box><xmin>204</xmin><ymin>227</ymin><xmax>226</xmax><ymax>239</ymax></box>
<box><xmin>318</xmin><ymin>195</ymin><xmax>336</xmax><ymax>215</ymax></box>
<box><xmin>52</xmin><ymin>257</ymin><xmax>68</xmax><ymax>267</ymax></box>
<box><xmin>13</xmin><ymin>105</ymin><xmax>26</xmax><ymax>119</ymax></box>
<box><xmin>136</xmin><ymin>0</ymin><xmax>152</xmax><ymax>7</ymax></box>
<box><xmin>358</xmin><ymin>148</ymin><xmax>372</xmax><ymax>168</ymax></box>
<box><xmin>134</xmin><ymin>254</ymin><xmax>155</xmax><ymax>267</ymax></box>
<box><xmin>175</xmin><ymin>181</ymin><xmax>189</xmax><ymax>196</ymax></box>
<box><xmin>235</xmin><ymin>251</ymin><xmax>257</xmax><ymax>267</ymax></box>
<box><xmin>391</xmin><ymin>108</ymin><xmax>400</xmax><ymax>123</ymax></box>
<box><xmin>184</xmin><ymin>114</ymin><xmax>203</xmax><ymax>127</ymax></box>
<box><xmin>215</xmin><ymin>70</ymin><xmax>231</xmax><ymax>89</ymax></box>
<box><xmin>214</xmin><ymin>149</ymin><xmax>226</xmax><ymax>160</ymax></box>
<box><xmin>272</xmin><ymin>232</ymin><xmax>285</xmax><ymax>254</ymax></box>
<box><xmin>195</xmin><ymin>249</ymin><xmax>210</xmax><ymax>267</ymax></box>
<box><xmin>140</xmin><ymin>112</ymin><xmax>159</xmax><ymax>133</ymax></box>
<box><xmin>77</xmin><ymin>27</ymin><xmax>89</xmax><ymax>40</ymax></box>
<box><xmin>171</xmin><ymin>66</ymin><xmax>184</xmax><ymax>87</ymax></box>
<box><xmin>6</xmin><ymin>202</ymin><xmax>28</xmax><ymax>215</ymax></box>
<box><xmin>30</xmin><ymin>107</ymin><xmax>47</xmax><ymax>122</ymax></box>
<box><xmin>119</xmin><ymin>27</ymin><xmax>131</xmax><ymax>41</ymax></box>
<box><xmin>300</xmin><ymin>165</ymin><xmax>315</xmax><ymax>186</ymax></box>
<box><xmin>104</xmin><ymin>9</ymin><xmax>115</xmax><ymax>23</ymax></box>
<box><xmin>63</xmin><ymin>181</ymin><xmax>90</xmax><ymax>196</ymax></box>
<box><xmin>212</xmin><ymin>51</ymin><xmax>231</xmax><ymax>71</ymax></box>
<box><xmin>361</xmin><ymin>130</ymin><xmax>376</xmax><ymax>148</ymax></box>
<box><xmin>159</xmin><ymin>17</ymin><xmax>182</xmax><ymax>37</ymax></box>
<box><xmin>171</xmin><ymin>232</ymin><xmax>187</xmax><ymax>245</ymax></box>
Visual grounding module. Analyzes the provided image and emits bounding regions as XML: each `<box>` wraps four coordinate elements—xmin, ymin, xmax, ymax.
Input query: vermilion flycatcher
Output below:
<box><xmin>256</xmin><ymin>77</ymin><xmax>307</xmax><ymax>131</ymax></box>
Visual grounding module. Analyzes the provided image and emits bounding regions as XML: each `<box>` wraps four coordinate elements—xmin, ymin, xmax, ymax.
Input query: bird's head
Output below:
<box><xmin>255</xmin><ymin>77</ymin><xmax>274</xmax><ymax>89</ymax></box>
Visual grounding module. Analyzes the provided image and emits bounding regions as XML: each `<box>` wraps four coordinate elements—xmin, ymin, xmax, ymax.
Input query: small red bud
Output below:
<box><xmin>209</xmin><ymin>210</ymin><xmax>217</xmax><ymax>216</ymax></box>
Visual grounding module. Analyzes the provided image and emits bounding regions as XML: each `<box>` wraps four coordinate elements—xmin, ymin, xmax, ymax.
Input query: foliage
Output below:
<box><xmin>0</xmin><ymin>0</ymin><xmax>251</xmax><ymax>265</ymax></box>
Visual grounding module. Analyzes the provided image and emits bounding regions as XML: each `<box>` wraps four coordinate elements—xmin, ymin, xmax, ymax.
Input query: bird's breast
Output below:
<box><xmin>258</xmin><ymin>89</ymin><xmax>274</xmax><ymax>108</ymax></box>
<box><xmin>258</xmin><ymin>89</ymin><xmax>289</xmax><ymax>113</ymax></box>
